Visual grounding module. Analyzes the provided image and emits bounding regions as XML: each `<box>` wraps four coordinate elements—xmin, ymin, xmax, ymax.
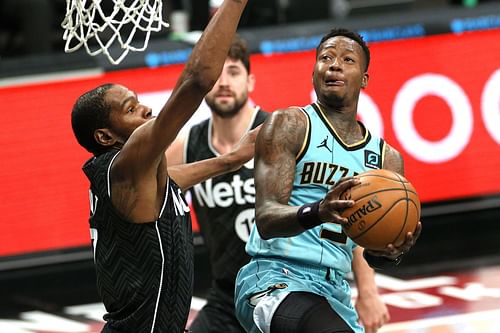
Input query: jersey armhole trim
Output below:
<box><xmin>296</xmin><ymin>107</ymin><xmax>311</xmax><ymax>163</ymax></box>
<box><xmin>106</xmin><ymin>151</ymin><xmax>121</xmax><ymax>198</ymax></box>
<box><xmin>380</xmin><ymin>139</ymin><xmax>386</xmax><ymax>169</ymax></box>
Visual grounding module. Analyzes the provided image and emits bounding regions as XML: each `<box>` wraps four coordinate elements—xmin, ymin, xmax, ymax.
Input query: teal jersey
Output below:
<box><xmin>246</xmin><ymin>103</ymin><xmax>386</xmax><ymax>274</ymax></box>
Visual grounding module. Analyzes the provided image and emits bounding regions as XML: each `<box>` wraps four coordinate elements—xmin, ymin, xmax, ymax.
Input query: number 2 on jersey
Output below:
<box><xmin>320</xmin><ymin>223</ymin><xmax>348</xmax><ymax>244</ymax></box>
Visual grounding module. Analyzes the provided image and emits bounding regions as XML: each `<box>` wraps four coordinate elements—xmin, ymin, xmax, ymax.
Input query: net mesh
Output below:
<box><xmin>62</xmin><ymin>0</ymin><xmax>169</xmax><ymax>65</ymax></box>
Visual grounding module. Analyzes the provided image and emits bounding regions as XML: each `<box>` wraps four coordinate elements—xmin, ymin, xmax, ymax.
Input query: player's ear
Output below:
<box><xmin>247</xmin><ymin>73</ymin><xmax>256</xmax><ymax>93</ymax></box>
<box><xmin>94</xmin><ymin>128</ymin><xmax>117</xmax><ymax>147</ymax></box>
<box><xmin>361</xmin><ymin>73</ymin><xmax>369</xmax><ymax>89</ymax></box>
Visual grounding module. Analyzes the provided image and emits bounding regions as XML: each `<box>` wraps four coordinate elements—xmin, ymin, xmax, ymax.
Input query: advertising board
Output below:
<box><xmin>0</xmin><ymin>29</ymin><xmax>498</xmax><ymax>258</ymax></box>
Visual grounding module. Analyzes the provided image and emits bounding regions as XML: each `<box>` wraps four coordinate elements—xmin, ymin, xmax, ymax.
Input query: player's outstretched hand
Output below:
<box><xmin>318</xmin><ymin>176</ymin><xmax>361</xmax><ymax>224</ymax></box>
<box><xmin>227</xmin><ymin>125</ymin><xmax>262</xmax><ymax>172</ymax></box>
<box><xmin>365</xmin><ymin>221</ymin><xmax>422</xmax><ymax>260</ymax></box>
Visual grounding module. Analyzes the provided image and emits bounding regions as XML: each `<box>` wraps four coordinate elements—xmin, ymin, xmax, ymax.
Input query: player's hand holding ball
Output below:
<box><xmin>316</xmin><ymin>171</ymin><xmax>421</xmax><ymax>263</ymax></box>
<box><xmin>338</xmin><ymin>169</ymin><xmax>422</xmax><ymax>265</ymax></box>
<box><xmin>317</xmin><ymin>176</ymin><xmax>361</xmax><ymax>224</ymax></box>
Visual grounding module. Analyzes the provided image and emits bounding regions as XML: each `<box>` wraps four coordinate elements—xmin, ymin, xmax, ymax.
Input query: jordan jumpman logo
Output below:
<box><xmin>317</xmin><ymin>136</ymin><xmax>332</xmax><ymax>153</ymax></box>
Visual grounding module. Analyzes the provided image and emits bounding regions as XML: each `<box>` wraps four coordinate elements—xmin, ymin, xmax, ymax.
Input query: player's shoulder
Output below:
<box><xmin>190</xmin><ymin>117</ymin><xmax>211</xmax><ymax>132</ymax></box>
<box><xmin>269</xmin><ymin>106</ymin><xmax>308</xmax><ymax>124</ymax></box>
<box><xmin>260</xmin><ymin>107</ymin><xmax>309</xmax><ymax>147</ymax></box>
<box><xmin>254</xmin><ymin>107</ymin><xmax>270</xmax><ymax>124</ymax></box>
<box><xmin>187</xmin><ymin>118</ymin><xmax>210</xmax><ymax>143</ymax></box>
<box><xmin>382</xmin><ymin>142</ymin><xmax>404</xmax><ymax>173</ymax></box>
<box><xmin>384</xmin><ymin>142</ymin><xmax>402</xmax><ymax>157</ymax></box>
<box><xmin>84</xmin><ymin>150</ymin><xmax>119</xmax><ymax>173</ymax></box>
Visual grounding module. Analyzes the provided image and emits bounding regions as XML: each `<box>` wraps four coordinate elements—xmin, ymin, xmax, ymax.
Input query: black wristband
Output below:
<box><xmin>363</xmin><ymin>250</ymin><xmax>403</xmax><ymax>270</ymax></box>
<box><xmin>297</xmin><ymin>200</ymin><xmax>322</xmax><ymax>230</ymax></box>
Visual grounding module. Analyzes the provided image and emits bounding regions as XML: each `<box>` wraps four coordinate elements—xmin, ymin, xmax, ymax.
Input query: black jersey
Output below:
<box><xmin>185</xmin><ymin>108</ymin><xmax>268</xmax><ymax>289</ymax></box>
<box><xmin>82</xmin><ymin>150</ymin><xmax>193</xmax><ymax>333</ymax></box>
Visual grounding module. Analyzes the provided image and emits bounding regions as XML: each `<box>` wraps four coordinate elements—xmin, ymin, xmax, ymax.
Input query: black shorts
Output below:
<box><xmin>189</xmin><ymin>283</ymin><xmax>245</xmax><ymax>333</ymax></box>
<box><xmin>270</xmin><ymin>291</ymin><xmax>354</xmax><ymax>333</ymax></box>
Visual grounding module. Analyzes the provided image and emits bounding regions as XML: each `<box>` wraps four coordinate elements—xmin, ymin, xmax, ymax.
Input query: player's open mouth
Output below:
<box><xmin>325</xmin><ymin>80</ymin><xmax>345</xmax><ymax>86</ymax></box>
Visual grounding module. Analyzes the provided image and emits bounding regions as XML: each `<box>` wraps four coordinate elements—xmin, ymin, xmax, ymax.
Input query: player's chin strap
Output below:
<box><xmin>363</xmin><ymin>250</ymin><xmax>404</xmax><ymax>270</ymax></box>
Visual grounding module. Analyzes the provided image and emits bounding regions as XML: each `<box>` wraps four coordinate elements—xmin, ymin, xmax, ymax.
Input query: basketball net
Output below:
<box><xmin>62</xmin><ymin>0</ymin><xmax>169</xmax><ymax>65</ymax></box>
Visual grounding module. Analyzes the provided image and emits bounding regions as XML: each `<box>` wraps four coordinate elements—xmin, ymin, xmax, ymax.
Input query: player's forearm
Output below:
<box><xmin>168</xmin><ymin>152</ymin><xmax>242</xmax><ymax>192</ymax></box>
<box><xmin>352</xmin><ymin>247</ymin><xmax>379</xmax><ymax>296</ymax></box>
<box><xmin>180</xmin><ymin>0</ymin><xmax>248</xmax><ymax>90</ymax></box>
<box><xmin>255</xmin><ymin>200</ymin><xmax>308</xmax><ymax>239</ymax></box>
<box><xmin>153</xmin><ymin>0</ymin><xmax>248</xmax><ymax>151</ymax></box>
<box><xmin>254</xmin><ymin>160</ymin><xmax>308</xmax><ymax>239</ymax></box>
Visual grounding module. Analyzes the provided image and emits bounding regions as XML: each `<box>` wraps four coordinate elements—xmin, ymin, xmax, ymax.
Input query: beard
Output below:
<box><xmin>206</xmin><ymin>94</ymin><xmax>248</xmax><ymax>119</ymax></box>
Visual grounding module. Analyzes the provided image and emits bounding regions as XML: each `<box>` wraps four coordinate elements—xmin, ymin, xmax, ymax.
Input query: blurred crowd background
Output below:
<box><xmin>0</xmin><ymin>0</ymin><xmax>496</xmax><ymax>58</ymax></box>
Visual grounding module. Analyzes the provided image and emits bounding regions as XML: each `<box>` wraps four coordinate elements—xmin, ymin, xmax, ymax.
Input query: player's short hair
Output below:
<box><xmin>71</xmin><ymin>83</ymin><xmax>114</xmax><ymax>156</ymax></box>
<box><xmin>228</xmin><ymin>34</ymin><xmax>251</xmax><ymax>73</ymax></box>
<box><xmin>317</xmin><ymin>28</ymin><xmax>370</xmax><ymax>71</ymax></box>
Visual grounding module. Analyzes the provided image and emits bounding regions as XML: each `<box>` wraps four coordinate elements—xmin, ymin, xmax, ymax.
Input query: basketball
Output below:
<box><xmin>339</xmin><ymin>169</ymin><xmax>420</xmax><ymax>251</ymax></box>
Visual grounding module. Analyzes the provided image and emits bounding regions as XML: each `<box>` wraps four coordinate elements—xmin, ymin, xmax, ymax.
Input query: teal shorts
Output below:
<box><xmin>234</xmin><ymin>257</ymin><xmax>363</xmax><ymax>333</ymax></box>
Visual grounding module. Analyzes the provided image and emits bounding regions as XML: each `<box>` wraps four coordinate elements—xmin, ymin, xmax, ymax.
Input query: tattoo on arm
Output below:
<box><xmin>254</xmin><ymin>109</ymin><xmax>309</xmax><ymax>238</ymax></box>
<box><xmin>258</xmin><ymin>109</ymin><xmax>306</xmax><ymax>203</ymax></box>
<box><xmin>383</xmin><ymin>144</ymin><xmax>404</xmax><ymax>175</ymax></box>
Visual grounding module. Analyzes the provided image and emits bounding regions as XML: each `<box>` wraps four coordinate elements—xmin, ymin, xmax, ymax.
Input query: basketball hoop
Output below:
<box><xmin>62</xmin><ymin>0</ymin><xmax>169</xmax><ymax>65</ymax></box>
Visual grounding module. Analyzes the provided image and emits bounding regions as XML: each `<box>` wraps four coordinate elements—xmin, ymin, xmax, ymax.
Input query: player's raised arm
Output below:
<box><xmin>118</xmin><ymin>0</ymin><xmax>249</xmax><ymax>171</ymax></box>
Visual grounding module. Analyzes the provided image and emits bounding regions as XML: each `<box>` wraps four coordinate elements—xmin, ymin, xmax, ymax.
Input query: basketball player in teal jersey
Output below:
<box><xmin>235</xmin><ymin>28</ymin><xmax>422</xmax><ymax>333</ymax></box>
<box><xmin>169</xmin><ymin>35</ymin><xmax>391</xmax><ymax>333</ymax></box>
<box><xmin>70</xmin><ymin>1</ymin><xmax>250</xmax><ymax>332</ymax></box>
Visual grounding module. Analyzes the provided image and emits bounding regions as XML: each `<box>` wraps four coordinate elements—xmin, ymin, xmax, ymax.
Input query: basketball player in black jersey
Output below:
<box><xmin>70</xmin><ymin>1</ymin><xmax>249</xmax><ymax>332</ymax></box>
<box><xmin>167</xmin><ymin>36</ymin><xmax>391</xmax><ymax>333</ymax></box>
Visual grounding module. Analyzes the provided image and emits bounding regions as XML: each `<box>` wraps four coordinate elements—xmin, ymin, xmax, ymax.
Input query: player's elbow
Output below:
<box><xmin>255</xmin><ymin>222</ymin><xmax>272</xmax><ymax>240</ymax></box>
<box><xmin>184</xmin><ymin>68</ymin><xmax>218</xmax><ymax>94</ymax></box>
<box><xmin>254</xmin><ymin>208</ymin><xmax>273</xmax><ymax>240</ymax></box>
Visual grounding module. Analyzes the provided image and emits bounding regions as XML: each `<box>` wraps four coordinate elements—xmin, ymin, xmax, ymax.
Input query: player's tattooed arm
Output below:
<box><xmin>383</xmin><ymin>143</ymin><xmax>404</xmax><ymax>175</ymax></box>
<box><xmin>254</xmin><ymin>108</ymin><xmax>309</xmax><ymax>239</ymax></box>
<box><xmin>260</xmin><ymin>110</ymin><xmax>304</xmax><ymax>203</ymax></box>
